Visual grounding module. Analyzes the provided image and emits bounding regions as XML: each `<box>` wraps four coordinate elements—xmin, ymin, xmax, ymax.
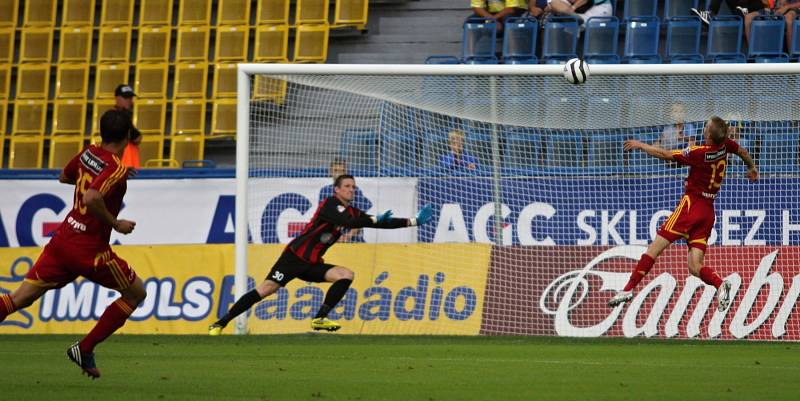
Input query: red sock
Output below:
<box><xmin>80</xmin><ymin>298</ymin><xmax>135</xmax><ymax>353</ymax></box>
<box><xmin>0</xmin><ymin>294</ymin><xmax>18</xmax><ymax>322</ymax></box>
<box><xmin>623</xmin><ymin>254</ymin><xmax>655</xmax><ymax>292</ymax></box>
<box><xmin>699</xmin><ymin>266</ymin><xmax>723</xmax><ymax>288</ymax></box>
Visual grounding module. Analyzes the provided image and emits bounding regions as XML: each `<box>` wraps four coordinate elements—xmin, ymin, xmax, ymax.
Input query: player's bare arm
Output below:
<box><xmin>59</xmin><ymin>172</ymin><xmax>76</xmax><ymax>185</ymax></box>
<box><xmin>736</xmin><ymin>147</ymin><xmax>759</xmax><ymax>182</ymax></box>
<box><xmin>623</xmin><ymin>139</ymin><xmax>674</xmax><ymax>161</ymax></box>
<box><xmin>83</xmin><ymin>188</ymin><xmax>136</xmax><ymax>234</ymax></box>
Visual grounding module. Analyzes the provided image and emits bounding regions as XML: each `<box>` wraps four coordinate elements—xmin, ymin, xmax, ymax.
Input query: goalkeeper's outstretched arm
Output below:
<box><xmin>319</xmin><ymin>202</ymin><xmax>434</xmax><ymax>229</ymax></box>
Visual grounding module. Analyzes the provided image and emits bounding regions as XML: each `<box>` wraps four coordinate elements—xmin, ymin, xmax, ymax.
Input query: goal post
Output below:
<box><xmin>235</xmin><ymin>63</ymin><xmax>800</xmax><ymax>339</ymax></box>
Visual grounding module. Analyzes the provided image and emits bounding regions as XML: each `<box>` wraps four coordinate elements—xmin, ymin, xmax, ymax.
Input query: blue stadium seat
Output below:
<box><xmin>425</xmin><ymin>55</ymin><xmax>461</xmax><ymax>64</ymax></box>
<box><xmin>502</xmin><ymin>17</ymin><xmax>538</xmax><ymax>64</ymax></box>
<box><xmin>503</xmin><ymin>128</ymin><xmax>544</xmax><ymax>174</ymax></box>
<box><xmin>791</xmin><ymin>15</ymin><xmax>800</xmax><ymax>60</ymax></box>
<box><xmin>623</xmin><ymin>0</ymin><xmax>657</xmax><ymax>20</ymax></box>
<box><xmin>712</xmin><ymin>53</ymin><xmax>747</xmax><ymax>63</ymax></box>
<box><xmin>379</xmin><ymin>129</ymin><xmax>418</xmax><ymax>176</ymax></box>
<box><xmin>462</xmin><ymin>17</ymin><xmax>498</xmax><ymax>63</ymax></box>
<box><xmin>623</xmin><ymin>16</ymin><xmax>661</xmax><ymax>63</ymax></box>
<box><xmin>464</xmin><ymin>56</ymin><xmax>499</xmax><ymax>64</ymax></box>
<box><xmin>758</xmin><ymin>130</ymin><xmax>800</xmax><ymax>174</ymax></box>
<box><xmin>464</xmin><ymin>120</ymin><xmax>497</xmax><ymax>171</ymax></box>
<box><xmin>666</xmin><ymin>16</ymin><xmax>702</xmax><ymax>63</ymax></box>
<box><xmin>664</xmin><ymin>0</ymin><xmax>699</xmax><ymax>20</ymax></box>
<box><xmin>583</xmin><ymin>16</ymin><xmax>620</xmax><ymax>64</ymax></box>
<box><xmin>587</xmin><ymin>96</ymin><xmax>623</xmax><ymax>128</ymax></box>
<box><xmin>707</xmin><ymin>15</ymin><xmax>744</xmax><ymax>61</ymax></box>
<box><xmin>419</xmin><ymin>113</ymin><xmax>459</xmax><ymax>169</ymax></box>
<box><xmin>544</xmin><ymin>131</ymin><xmax>586</xmax><ymax>173</ymax></box>
<box><xmin>748</xmin><ymin>14</ymin><xmax>785</xmax><ymax>59</ymax></box>
<box><xmin>587</xmin><ymin>131</ymin><xmax>627</xmax><ymax>174</ymax></box>
<box><xmin>339</xmin><ymin>128</ymin><xmax>377</xmax><ymax>176</ymax></box>
<box><xmin>541</xmin><ymin>15</ymin><xmax>579</xmax><ymax>64</ymax></box>
<box><xmin>754</xmin><ymin>53</ymin><xmax>790</xmax><ymax>63</ymax></box>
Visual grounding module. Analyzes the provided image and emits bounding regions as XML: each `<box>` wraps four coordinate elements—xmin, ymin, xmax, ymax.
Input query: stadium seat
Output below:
<box><xmin>759</xmin><ymin>131</ymin><xmax>800</xmax><ymax>174</ymax></box>
<box><xmin>20</xmin><ymin>27</ymin><xmax>54</xmax><ymax>63</ymax></box>
<box><xmin>94</xmin><ymin>64</ymin><xmax>129</xmax><ymax>99</ymax></box>
<box><xmin>252</xmin><ymin>74</ymin><xmax>287</xmax><ymax>104</ymax></box>
<box><xmin>463</xmin><ymin>121</ymin><xmax>497</xmax><ymax>170</ymax></box>
<box><xmin>91</xmin><ymin>100</ymin><xmax>116</xmax><ymax>136</ymax></box>
<box><xmin>257</xmin><ymin>0</ymin><xmax>290</xmax><ymax>25</ymax></box>
<box><xmin>137</xmin><ymin>26</ymin><xmax>171</xmax><ymax>62</ymax></box>
<box><xmin>294</xmin><ymin>24</ymin><xmax>330</xmax><ymax>63</ymax></box>
<box><xmin>135</xmin><ymin>63</ymin><xmax>169</xmax><ymax>98</ymax></box>
<box><xmin>178</xmin><ymin>0</ymin><xmax>211</xmax><ymax>26</ymax></box>
<box><xmin>339</xmin><ymin>128</ymin><xmax>377</xmax><ymax>176</ymax></box>
<box><xmin>623</xmin><ymin>0</ymin><xmax>657</xmax><ymax>20</ymax></box>
<box><xmin>0</xmin><ymin>135</ymin><xmax>4</xmax><ymax>165</ymax></box>
<box><xmin>754</xmin><ymin>53</ymin><xmax>790</xmax><ymax>63</ymax></box>
<box><xmin>464</xmin><ymin>57</ymin><xmax>498</xmax><ymax>64</ymax></box>
<box><xmin>23</xmin><ymin>0</ymin><xmax>57</xmax><ymax>26</ymax></box>
<box><xmin>13</xmin><ymin>100</ymin><xmax>46</xmax><ymax>135</ymax></box>
<box><xmin>503</xmin><ymin>128</ymin><xmax>543</xmax><ymax>174</ymax></box>
<box><xmin>583</xmin><ymin>16</ymin><xmax>620</xmax><ymax>64</ymax></box>
<box><xmin>139</xmin><ymin>0</ymin><xmax>173</xmax><ymax>26</ymax></box>
<box><xmin>666</xmin><ymin>16</ymin><xmax>702</xmax><ymax>61</ymax></box>
<box><xmin>0</xmin><ymin>100</ymin><xmax>6</xmax><ymax>134</ymax></box>
<box><xmin>419</xmin><ymin>114</ymin><xmax>459</xmax><ymax>169</ymax></box>
<box><xmin>297</xmin><ymin>0</ymin><xmax>329</xmax><ymax>24</ymax></box>
<box><xmin>101</xmin><ymin>0</ymin><xmax>134</xmax><ymax>26</ymax></box>
<box><xmin>749</xmin><ymin>15</ymin><xmax>785</xmax><ymax>59</ymax></box>
<box><xmin>462</xmin><ymin>17</ymin><xmax>498</xmax><ymax>63</ymax></box>
<box><xmin>98</xmin><ymin>27</ymin><xmax>132</xmax><ymax>63</ymax></box>
<box><xmin>379</xmin><ymin>129</ymin><xmax>418</xmax><ymax>175</ymax></box>
<box><xmin>712</xmin><ymin>53</ymin><xmax>747</xmax><ymax>63</ymax></box>
<box><xmin>16</xmin><ymin>64</ymin><xmax>50</xmax><ymax>99</ymax></box>
<box><xmin>174</xmin><ymin>62</ymin><xmax>208</xmax><ymax>98</ymax></box>
<box><xmin>139</xmin><ymin>135</ymin><xmax>165</xmax><ymax>166</ymax></box>
<box><xmin>48</xmin><ymin>135</ymin><xmax>84</xmax><ymax>169</ymax></box>
<box><xmin>59</xmin><ymin>27</ymin><xmax>92</xmax><ymax>62</ymax></box>
<box><xmin>0</xmin><ymin>64</ymin><xmax>9</xmax><ymax>98</ymax></box>
<box><xmin>541</xmin><ymin>15</ymin><xmax>579</xmax><ymax>64</ymax></box>
<box><xmin>664</xmin><ymin>0</ymin><xmax>698</xmax><ymax>20</ymax></box>
<box><xmin>52</xmin><ymin>100</ymin><xmax>87</xmax><ymax>135</ymax></box>
<box><xmin>424</xmin><ymin>55</ymin><xmax>461</xmax><ymax>64</ymax></box>
<box><xmin>0</xmin><ymin>28</ymin><xmax>13</xmax><ymax>64</ymax></box>
<box><xmin>212</xmin><ymin>63</ymin><xmax>237</xmax><ymax>98</ymax></box>
<box><xmin>502</xmin><ymin>17</ymin><xmax>538</xmax><ymax>64</ymax></box>
<box><xmin>218</xmin><ymin>0</ymin><xmax>251</xmax><ymax>25</ymax></box>
<box><xmin>707</xmin><ymin>15</ymin><xmax>744</xmax><ymax>61</ymax></box>
<box><xmin>623</xmin><ymin>16</ymin><xmax>661</xmax><ymax>63</ymax></box>
<box><xmin>176</xmin><ymin>26</ymin><xmax>210</xmax><ymax>61</ymax></box>
<box><xmin>55</xmin><ymin>64</ymin><xmax>89</xmax><ymax>98</ymax></box>
<box><xmin>62</xmin><ymin>0</ymin><xmax>95</xmax><ymax>26</ymax></box>
<box><xmin>587</xmin><ymin>131</ymin><xmax>627</xmax><ymax>174</ymax></box>
<box><xmin>791</xmin><ymin>16</ymin><xmax>800</xmax><ymax>60</ymax></box>
<box><xmin>134</xmin><ymin>99</ymin><xmax>167</xmax><ymax>135</ymax></box>
<box><xmin>255</xmin><ymin>25</ymin><xmax>289</xmax><ymax>61</ymax></box>
<box><xmin>210</xmin><ymin>99</ymin><xmax>237</xmax><ymax>137</ymax></box>
<box><xmin>0</xmin><ymin>1</ymin><xmax>17</xmax><ymax>27</ymax></box>
<box><xmin>9</xmin><ymin>136</ymin><xmax>44</xmax><ymax>168</ymax></box>
<box><xmin>545</xmin><ymin>131</ymin><xmax>586</xmax><ymax>173</ymax></box>
<box><xmin>334</xmin><ymin>0</ymin><xmax>369</xmax><ymax>29</ymax></box>
<box><xmin>214</xmin><ymin>25</ymin><xmax>249</xmax><ymax>61</ymax></box>
<box><xmin>170</xmin><ymin>135</ymin><xmax>205</xmax><ymax>166</ymax></box>
<box><xmin>172</xmin><ymin>99</ymin><xmax>206</xmax><ymax>135</ymax></box>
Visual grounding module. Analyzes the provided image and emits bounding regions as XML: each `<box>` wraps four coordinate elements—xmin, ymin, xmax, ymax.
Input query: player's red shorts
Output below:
<box><xmin>25</xmin><ymin>236</ymin><xmax>136</xmax><ymax>290</ymax></box>
<box><xmin>658</xmin><ymin>194</ymin><xmax>715</xmax><ymax>252</ymax></box>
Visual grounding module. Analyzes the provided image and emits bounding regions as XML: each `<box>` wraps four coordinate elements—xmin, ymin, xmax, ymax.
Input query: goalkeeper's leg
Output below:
<box><xmin>209</xmin><ymin>280</ymin><xmax>279</xmax><ymax>335</ymax></box>
<box><xmin>311</xmin><ymin>266</ymin><xmax>354</xmax><ymax>332</ymax></box>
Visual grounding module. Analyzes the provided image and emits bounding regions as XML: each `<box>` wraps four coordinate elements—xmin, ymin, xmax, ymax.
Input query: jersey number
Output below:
<box><xmin>708</xmin><ymin>159</ymin><xmax>726</xmax><ymax>189</ymax></box>
<box><xmin>74</xmin><ymin>169</ymin><xmax>92</xmax><ymax>215</ymax></box>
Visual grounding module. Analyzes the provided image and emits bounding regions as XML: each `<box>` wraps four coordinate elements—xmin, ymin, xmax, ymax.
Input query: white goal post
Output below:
<box><xmin>235</xmin><ymin>63</ymin><xmax>800</xmax><ymax>338</ymax></box>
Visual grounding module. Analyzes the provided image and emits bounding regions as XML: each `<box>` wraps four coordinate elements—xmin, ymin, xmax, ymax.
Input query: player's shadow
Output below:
<box><xmin>0</xmin><ymin>257</ymin><xmax>35</xmax><ymax>329</ymax></box>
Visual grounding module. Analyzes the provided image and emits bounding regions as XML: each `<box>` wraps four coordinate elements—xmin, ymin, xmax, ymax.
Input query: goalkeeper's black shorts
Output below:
<box><xmin>265</xmin><ymin>251</ymin><xmax>335</xmax><ymax>286</ymax></box>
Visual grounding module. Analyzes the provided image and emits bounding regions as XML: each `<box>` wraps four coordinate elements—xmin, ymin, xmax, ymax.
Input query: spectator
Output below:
<box><xmin>546</xmin><ymin>0</ymin><xmax>614</xmax><ymax>22</ymax></box>
<box><xmin>440</xmin><ymin>130</ymin><xmax>479</xmax><ymax>171</ymax></box>
<box><xmin>691</xmin><ymin>1</ymin><xmax>765</xmax><ymax>25</ymax></box>
<box><xmin>471</xmin><ymin>0</ymin><xmax>528</xmax><ymax>29</ymax></box>
<box><xmin>529</xmin><ymin>0</ymin><xmax>548</xmax><ymax>17</ymax></box>
<box><xmin>114</xmin><ymin>84</ymin><xmax>143</xmax><ymax>169</ymax></box>
<box><xmin>759</xmin><ymin>1</ymin><xmax>800</xmax><ymax>51</ymax></box>
<box><xmin>654</xmin><ymin>102</ymin><xmax>697</xmax><ymax>151</ymax></box>
<box><xmin>319</xmin><ymin>158</ymin><xmax>372</xmax><ymax>242</ymax></box>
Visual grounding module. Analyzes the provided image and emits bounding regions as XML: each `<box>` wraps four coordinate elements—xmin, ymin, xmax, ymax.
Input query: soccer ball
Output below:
<box><xmin>563</xmin><ymin>58</ymin><xmax>589</xmax><ymax>84</ymax></box>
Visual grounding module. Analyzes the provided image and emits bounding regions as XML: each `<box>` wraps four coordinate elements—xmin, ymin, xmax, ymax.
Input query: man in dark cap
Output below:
<box><xmin>114</xmin><ymin>84</ymin><xmax>142</xmax><ymax>168</ymax></box>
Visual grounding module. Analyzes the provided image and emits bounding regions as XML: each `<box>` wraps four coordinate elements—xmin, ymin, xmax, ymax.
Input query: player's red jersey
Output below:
<box><xmin>671</xmin><ymin>138</ymin><xmax>740</xmax><ymax>200</ymax></box>
<box><xmin>57</xmin><ymin>145</ymin><xmax>128</xmax><ymax>249</ymax></box>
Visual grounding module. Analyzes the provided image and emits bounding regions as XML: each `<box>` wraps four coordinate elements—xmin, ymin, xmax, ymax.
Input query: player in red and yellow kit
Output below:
<box><xmin>0</xmin><ymin>109</ymin><xmax>146</xmax><ymax>379</ymax></box>
<box><xmin>608</xmin><ymin>116</ymin><xmax>758</xmax><ymax>311</ymax></box>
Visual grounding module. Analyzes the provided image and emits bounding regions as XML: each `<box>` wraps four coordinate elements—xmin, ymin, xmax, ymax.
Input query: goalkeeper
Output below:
<box><xmin>210</xmin><ymin>174</ymin><xmax>433</xmax><ymax>334</ymax></box>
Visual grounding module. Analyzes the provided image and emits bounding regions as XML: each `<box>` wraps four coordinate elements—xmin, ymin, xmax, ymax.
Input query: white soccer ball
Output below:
<box><xmin>563</xmin><ymin>58</ymin><xmax>589</xmax><ymax>84</ymax></box>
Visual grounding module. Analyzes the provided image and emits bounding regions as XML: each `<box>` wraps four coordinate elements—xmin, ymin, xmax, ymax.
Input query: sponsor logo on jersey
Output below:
<box><xmin>80</xmin><ymin>150</ymin><xmax>106</xmax><ymax>175</ymax></box>
<box><xmin>704</xmin><ymin>147</ymin><xmax>727</xmax><ymax>162</ymax></box>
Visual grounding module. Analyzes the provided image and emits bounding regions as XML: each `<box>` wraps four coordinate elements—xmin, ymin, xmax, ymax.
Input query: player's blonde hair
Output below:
<box><xmin>707</xmin><ymin>116</ymin><xmax>728</xmax><ymax>145</ymax></box>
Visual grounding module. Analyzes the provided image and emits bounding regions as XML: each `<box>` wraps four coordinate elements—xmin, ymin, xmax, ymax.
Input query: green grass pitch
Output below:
<box><xmin>0</xmin><ymin>335</ymin><xmax>797</xmax><ymax>401</ymax></box>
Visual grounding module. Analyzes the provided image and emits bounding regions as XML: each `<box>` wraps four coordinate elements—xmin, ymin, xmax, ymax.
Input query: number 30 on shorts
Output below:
<box><xmin>271</xmin><ymin>270</ymin><xmax>284</xmax><ymax>282</ymax></box>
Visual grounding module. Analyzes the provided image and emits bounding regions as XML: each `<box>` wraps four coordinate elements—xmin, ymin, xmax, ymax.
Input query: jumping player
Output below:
<box><xmin>209</xmin><ymin>174</ymin><xmax>433</xmax><ymax>334</ymax></box>
<box><xmin>608</xmin><ymin>116</ymin><xmax>758</xmax><ymax>311</ymax></box>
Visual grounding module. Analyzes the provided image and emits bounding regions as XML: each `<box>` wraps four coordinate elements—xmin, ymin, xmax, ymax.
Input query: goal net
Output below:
<box><xmin>235</xmin><ymin>64</ymin><xmax>800</xmax><ymax>340</ymax></box>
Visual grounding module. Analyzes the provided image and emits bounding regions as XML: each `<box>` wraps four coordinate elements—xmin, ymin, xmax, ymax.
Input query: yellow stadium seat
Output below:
<box><xmin>174</xmin><ymin>62</ymin><xmax>208</xmax><ymax>98</ymax></box>
<box><xmin>212</xmin><ymin>63</ymin><xmax>237</xmax><ymax>98</ymax></box>
<box><xmin>63</xmin><ymin>0</ymin><xmax>96</xmax><ymax>27</ymax></box>
<box><xmin>16</xmin><ymin>64</ymin><xmax>51</xmax><ymax>99</ymax></box>
<box><xmin>20</xmin><ymin>27</ymin><xmax>54</xmax><ymax>63</ymax></box>
<box><xmin>48</xmin><ymin>135</ymin><xmax>85</xmax><ymax>169</ymax></box>
<box><xmin>94</xmin><ymin>64</ymin><xmax>129</xmax><ymax>99</ymax></box>
<box><xmin>214</xmin><ymin>25</ymin><xmax>249</xmax><ymax>62</ymax></box>
<box><xmin>135</xmin><ymin>63</ymin><xmax>169</xmax><ymax>99</ymax></box>
<box><xmin>254</xmin><ymin>25</ymin><xmax>289</xmax><ymax>61</ymax></box>
<box><xmin>178</xmin><ymin>0</ymin><xmax>211</xmax><ymax>26</ymax></box>
<box><xmin>334</xmin><ymin>0</ymin><xmax>368</xmax><ymax>29</ymax></box>
<box><xmin>0</xmin><ymin>0</ymin><xmax>18</xmax><ymax>28</ymax></box>
<box><xmin>210</xmin><ymin>99</ymin><xmax>236</xmax><ymax>137</ymax></box>
<box><xmin>218</xmin><ymin>0</ymin><xmax>251</xmax><ymax>25</ymax></box>
<box><xmin>53</xmin><ymin>99</ymin><xmax>87</xmax><ymax>135</ymax></box>
<box><xmin>101</xmin><ymin>0</ymin><xmax>134</xmax><ymax>26</ymax></box>
<box><xmin>171</xmin><ymin>99</ymin><xmax>206</xmax><ymax>135</ymax></box>
<box><xmin>23</xmin><ymin>0</ymin><xmax>57</xmax><ymax>27</ymax></box>
<box><xmin>55</xmin><ymin>63</ymin><xmax>90</xmax><ymax>98</ymax></box>
<box><xmin>140</xmin><ymin>0</ymin><xmax>173</xmax><ymax>26</ymax></box>
<box><xmin>12</xmin><ymin>100</ymin><xmax>47</xmax><ymax>135</ymax></box>
<box><xmin>139</xmin><ymin>135</ymin><xmax>165</xmax><ymax>167</ymax></box>
<box><xmin>98</xmin><ymin>27</ymin><xmax>132</xmax><ymax>63</ymax></box>
<box><xmin>134</xmin><ymin>99</ymin><xmax>167</xmax><ymax>135</ymax></box>
<box><xmin>9</xmin><ymin>136</ymin><xmax>44</xmax><ymax>168</ymax></box>
<box><xmin>137</xmin><ymin>26</ymin><xmax>171</xmax><ymax>62</ymax></box>
<box><xmin>253</xmin><ymin>75</ymin><xmax>287</xmax><ymax>104</ymax></box>
<box><xmin>0</xmin><ymin>28</ymin><xmax>13</xmax><ymax>64</ymax></box>
<box><xmin>0</xmin><ymin>64</ymin><xmax>9</xmax><ymax>98</ymax></box>
<box><xmin>176</xmin><ymin>26</ymin><xmax>210</xmax><ymax>61</ymax></box>
<box><xmin>91</xmin><ymin>100</ymin><xmax>116</xmax><ymax>136</ymax></box>
<box><xmin>297</xmin><ymin>0</ymin><xmax>329</xmax><ymax>24</ymax></box>
<box><xmin>59</xmin><ymin>27</ymin><xmax>93</xmax><ymax>62</ymax></box>
<box><xmin>293</xmin><ymin>24</ymin><xmax>329</xmax><ymax>63</ymax></box>
<box><xmin>169</xmin><ymin>135</ymin><xmax>204</xmax><ymax>166</ymax></box>
<box><xmin>0</xmin><ymin>100</ymin><xmax>6</xmax><ymax>134</ymax></box>
<box><xmin>257</xmin><ymin>0</ymin><xmax>290</xmax><ymax>25</ymax></box>
<box><xmin>0</xmin><ymin>135</ymin><xmax>4</xmax><ymax>166</ymax></box>
<box><xmin>144</xmin><ymin>158</ymin><xmax>179</xmax><ymax>168</ymax></box>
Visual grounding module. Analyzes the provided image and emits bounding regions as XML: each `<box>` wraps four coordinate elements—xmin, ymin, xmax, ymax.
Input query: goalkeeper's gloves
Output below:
<box><xmin>372</xmin><ymin>209</ymin><xmax>393</xmax><ymax>224</ymax></box>
<box><xmin>411</xmin><ymin>204</ymin><xmax>433</xmax><ymax>226</ymax></box>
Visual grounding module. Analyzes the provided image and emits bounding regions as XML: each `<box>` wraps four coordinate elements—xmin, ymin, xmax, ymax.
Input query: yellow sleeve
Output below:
<box><xmin>505</xmin><ymin>0</ymin><xmax>528</xmax><ymax>8</ymax></box>
<box><xmin>471</xmin><ymin>0</ymin><xmax>486</xmax><ymax>8</ymax></box>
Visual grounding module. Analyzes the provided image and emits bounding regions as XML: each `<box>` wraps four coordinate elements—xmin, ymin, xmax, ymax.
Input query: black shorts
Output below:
<box><xmin>266</xmin><ymin>251</ymin><xmax>335</xmax><ymax>286</ymax></box>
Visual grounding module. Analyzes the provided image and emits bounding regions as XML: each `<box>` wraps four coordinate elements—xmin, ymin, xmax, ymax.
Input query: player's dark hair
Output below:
<box><xmin>334</xmin><ymin>174</ymin><xmax>355</xmax><ymax>188</ymax></box>
<box><xmin>100</xmin><ymin>108</ymin><xmax>133</xmax><ymax>143</ymax></box>
<box><xmin>707</xmin><ymin>116</ymin><xmax>728</xmax><ymax>145</ymax></box>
